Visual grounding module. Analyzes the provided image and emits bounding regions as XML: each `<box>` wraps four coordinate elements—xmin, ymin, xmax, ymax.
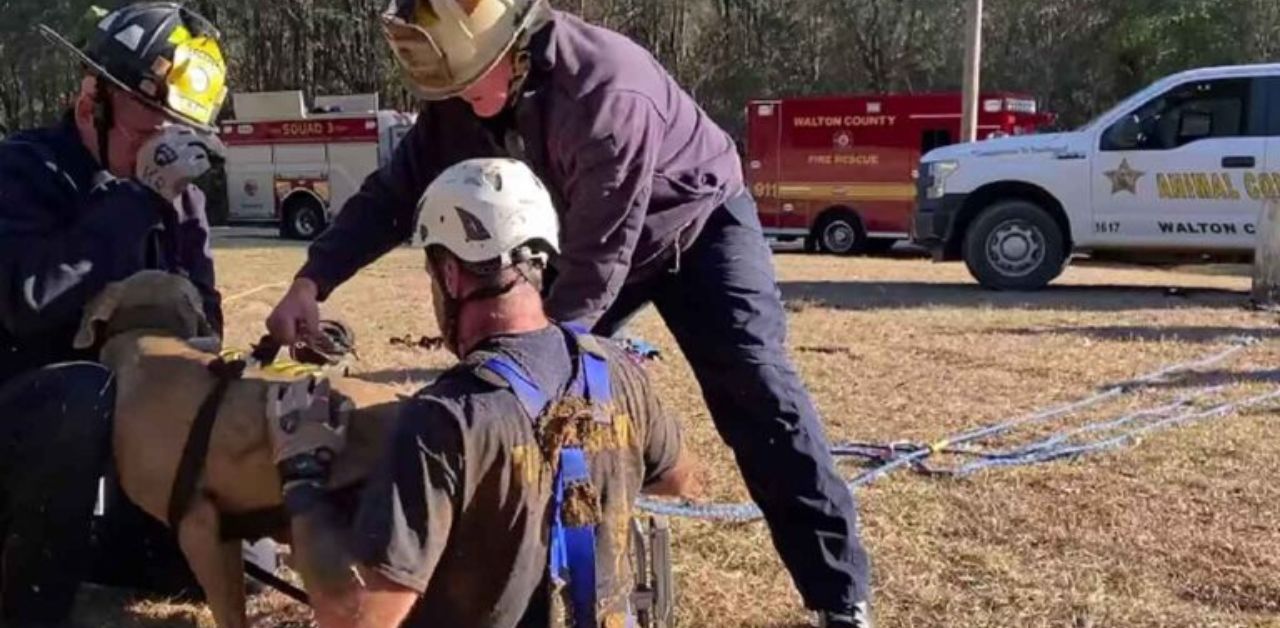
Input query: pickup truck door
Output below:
<box><xmin>1261</xmin><ymin>77</ymin><xmax>1280</xmax><ymax>239</ymax></box>
<box><xmin>1091</xmin><ymin>76</ymin><xmax>1268</xmax><ymax>251</ymax></box>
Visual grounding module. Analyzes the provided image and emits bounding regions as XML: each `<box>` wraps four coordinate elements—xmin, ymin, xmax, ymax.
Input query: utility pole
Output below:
<box><xmin>960</xmin><ymin>0</ymin><xmax>984</xmax><ymax>143</ymax></box>
<box><xmin>1252</xmin><ymin>200</ymin><xmax>1280</xmax><ymax>309</ymax></box>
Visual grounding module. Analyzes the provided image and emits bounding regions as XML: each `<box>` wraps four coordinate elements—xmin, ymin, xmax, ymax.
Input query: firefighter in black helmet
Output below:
<box><xmin>0</xmin><ymin>4</ymin><xmax>228</xmax><ymax>623</ymax></box>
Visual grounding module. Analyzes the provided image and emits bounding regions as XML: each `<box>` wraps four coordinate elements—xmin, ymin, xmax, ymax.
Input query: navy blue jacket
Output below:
<box><xmin>0</xmin><ymin>113</ymin><xmax>222</xmax><ymax>383</ymax></box>
<box><xmin>298</xmin><ymin>12</ymin><xmax>744</xmax><ymax>328</ymax></box>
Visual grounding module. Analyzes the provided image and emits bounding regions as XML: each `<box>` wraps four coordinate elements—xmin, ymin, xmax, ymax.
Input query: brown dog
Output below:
<box><xmin>74</xmin><ymin>271</ymin><xmax>403</xmax><ymax>628</ymax></box>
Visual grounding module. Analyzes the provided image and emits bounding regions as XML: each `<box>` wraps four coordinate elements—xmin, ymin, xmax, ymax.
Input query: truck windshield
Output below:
<box><xmin>1076</xmin><ymin>109</ymin><xmax>1112</xmax><ymax>132</ymax></box>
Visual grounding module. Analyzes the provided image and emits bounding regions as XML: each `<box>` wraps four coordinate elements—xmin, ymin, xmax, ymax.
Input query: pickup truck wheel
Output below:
<box><xmin>280</xmin><ymin>196</ymin><xmax>327</xmax><ymax>241</ymax></box>
<box><xmin>962</xmin><ymin>199</ymin><xmax>1066</xmax><ymax>290</ymax></box>
<box><xmin>814</xmin><ymin>210</ymin><xmax>864</xmax><ymax>256</ymax></box>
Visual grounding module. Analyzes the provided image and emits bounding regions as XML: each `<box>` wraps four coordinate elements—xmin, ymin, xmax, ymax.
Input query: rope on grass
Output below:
<box><xmin>637</xmin><ymin>337</ymin><xmax>1265</xmax><ymax>523</ymax></box>
<box><xmin>939</xmin><ymin>387</ymin><xmax>1280</xmax><ymax>476</ymax></box>
<box><xmin>223</xmin><ymin>281</ymin><xmax>289</xmax><ymax>305</ymax></box>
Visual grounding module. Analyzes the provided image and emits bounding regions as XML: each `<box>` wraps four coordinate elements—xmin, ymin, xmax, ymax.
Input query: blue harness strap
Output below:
<box><xmin>480</xmin><ymin>356</ymin><xmax>549</xmax><ymax>419</ymax></box>
<box><xmin>476</xmin><ymin>325</ymin><xmax>615</xmax><ymax>627</ymax></box>
<box><xmin>557</xmin><ymin>447</ymin><xmax>597</xmax><ymax>625</ymax></box>
<box><xmin>562</xmin><ymin>321</ymin><xmax>613</xmax><ymax>409</ymax></box>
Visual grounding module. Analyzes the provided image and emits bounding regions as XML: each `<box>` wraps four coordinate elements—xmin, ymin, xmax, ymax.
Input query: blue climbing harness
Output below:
<box><xmin>476</xmin><ymin>323</ymin><xmax>612</xmax><ymax>627</ymax></box>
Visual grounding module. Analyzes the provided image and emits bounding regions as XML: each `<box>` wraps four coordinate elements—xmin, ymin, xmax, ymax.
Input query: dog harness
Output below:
<box><xmin>167</xmin><ymin>326</ymin><xmax>356</xmax><ymax>606</ymax></box>
<box><xmin>471</xmin><ymin>323</ymin><xmax>612</xmax><ymax>628</ymax></box>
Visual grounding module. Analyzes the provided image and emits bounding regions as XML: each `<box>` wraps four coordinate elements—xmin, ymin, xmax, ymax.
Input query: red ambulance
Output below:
<box><xmin>746</xmin><ymin>92</ymin><xmax>1054</xmax><ymax>254</ymax></box>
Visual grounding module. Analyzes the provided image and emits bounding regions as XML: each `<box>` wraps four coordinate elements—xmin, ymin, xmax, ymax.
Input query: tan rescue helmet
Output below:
<box><xmin>380</xmin><ymin>0</ymin><xmax>549</xmax><ymax>100</ymax></box>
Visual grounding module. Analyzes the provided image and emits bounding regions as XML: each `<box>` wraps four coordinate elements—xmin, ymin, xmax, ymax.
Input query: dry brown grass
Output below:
<box><xmin>75</xmin><ymin>240</ymin><xmax>1280</xmax><ymax>627</ymax></box>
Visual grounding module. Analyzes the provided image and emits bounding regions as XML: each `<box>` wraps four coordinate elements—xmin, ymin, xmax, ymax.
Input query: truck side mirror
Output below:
<box><xmin>1103</xmin><ymin>114</ymin><xmax>1142</xmax><ymax>150</ymax></box>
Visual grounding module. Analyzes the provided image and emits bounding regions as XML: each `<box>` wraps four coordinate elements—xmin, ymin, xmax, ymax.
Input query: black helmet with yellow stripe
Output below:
<box><xmin>40</xmin><ymin>3</ymin><xmax>228</xmax><ymax>131</ymax></box>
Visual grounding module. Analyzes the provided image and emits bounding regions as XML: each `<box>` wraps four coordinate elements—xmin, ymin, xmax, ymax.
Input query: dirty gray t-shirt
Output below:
<box><xmin>350</xmin><ymin>324</ymin><xmax>682</xmax><ymax>628</ymax></box>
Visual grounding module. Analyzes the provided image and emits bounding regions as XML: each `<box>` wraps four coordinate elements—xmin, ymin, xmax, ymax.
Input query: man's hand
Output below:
<box><xmin>265</xmin><ymin>375</ymin><xmax>350</xmax><ymax>490</ymax></box>
<box><xmin>268</xmin><ymin>278</ymin><xmax>322</xmax><ymax>346</ymax></box>
<box><xmin>135</xmin><ymin>125</ymin><xmax>226</xmax><ymax>202</ymax></box>
<box><xmin>644</xmin><ymin>452</ymin><xmax>701</xmax><ymax>499</ymax></box>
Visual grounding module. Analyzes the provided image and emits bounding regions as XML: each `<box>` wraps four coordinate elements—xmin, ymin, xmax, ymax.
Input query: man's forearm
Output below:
<box><xmin>296</xmin><ymin>201</ymin><xmax>406</xmax><ymax>301</ymax></box>
<box><xmin>0</xmin><ymin>193</ymin><xmax>159</xmax><ymax>336</ymax></box>
<box><xmin>643</xmin><ymin>452</ymin><xmax>699</xmax><ymax>499</ymax></box>
<box><xmin>295</xmin><ymin>118</ymin><xmax>434</xmax><ymax>302</ymax></box>
<box><xmin>286</xmin><ymin>487</ymin><xmax>418</xmax><ymax>628</ymax></box>
<box><xmin>543</xmin><ymin>258</ymin><xmax>631</xmax><ymax>330</ymax></box>
<box><xmin>286</xmin><ymin>488</ymin><xmax>367</xmax><ymax>625</ymax></box>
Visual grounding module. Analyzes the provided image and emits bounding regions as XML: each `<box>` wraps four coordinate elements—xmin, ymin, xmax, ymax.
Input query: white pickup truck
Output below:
<box><xmin>912</xmin><ymin>63</ymin><xmax>1280</xmax><ymax>289</ymax></box>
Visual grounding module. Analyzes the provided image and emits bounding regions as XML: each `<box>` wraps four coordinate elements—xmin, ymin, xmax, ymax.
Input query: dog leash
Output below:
<box><xmin>172</xmin><ymin>327</ymin><xmax>352</xmax><ymax>527</ymax></box>
<box><xmin>244</xmin><ymin>561</ymin><xmax>310</xmax><ymax>605</ymax></box>
<box><xmin>168</xmin><ymin>352</ymin><xmax>312</xmax><ymax>607</ymax></box>
<box><xmin>167</xmin><ymin>355</ymin><xmax>248</xmax><ymax>529</ymax></box>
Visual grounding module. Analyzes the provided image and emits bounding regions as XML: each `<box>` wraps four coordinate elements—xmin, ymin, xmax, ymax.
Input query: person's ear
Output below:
<box><xmin>440</xmin><ymin>256</ymin><xmax>463</xmax><ymax>299</ymax></box>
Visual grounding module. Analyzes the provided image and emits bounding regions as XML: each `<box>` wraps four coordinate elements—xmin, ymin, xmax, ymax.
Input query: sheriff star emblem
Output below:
<box><xmin>1104</xmin><ymin>158</ymin><xmax>1145</xmax><ymax>195</ymax></box>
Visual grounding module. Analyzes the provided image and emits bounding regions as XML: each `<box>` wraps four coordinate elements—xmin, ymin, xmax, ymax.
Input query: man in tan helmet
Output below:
<box><xmin>267</xmin><ymin>3</ymin><xmax>872</xmax><ymax>625</ymax></box>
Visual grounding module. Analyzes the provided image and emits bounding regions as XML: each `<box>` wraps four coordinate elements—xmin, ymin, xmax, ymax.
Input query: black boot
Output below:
<box><xmin>818</xmin><ymin>604</ymin><xmax>872</xmax><ymax>628</ymax></box>
<box><xmin>0</xmin><ymin>364</ymin><xmax>114</xmax><ymax>626</ymax></box>
<box><xmin>86</xmin><ymin>478</ymin><xmax>203</xmax><ymax>602</ymax></box>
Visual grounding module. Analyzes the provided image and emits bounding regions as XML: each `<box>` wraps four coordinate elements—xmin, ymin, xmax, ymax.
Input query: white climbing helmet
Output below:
<box><xmin>413</xmin><ymin>157</ymin><xmax>559</xmax><ymax>268</ymax></box>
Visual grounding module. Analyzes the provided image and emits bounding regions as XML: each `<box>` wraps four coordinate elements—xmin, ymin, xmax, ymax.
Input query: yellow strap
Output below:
<box><xmin>220</xmin><ymin>348</ymin><xmax>323</xmax><ymax>378</ymax></box>
<box><xmin>262</xmin><ymin>359</ymin><xmax>323</xmax><ymax>377</ymax></box>
<box><xmin>262</xmin><ymin>358</ymin><xmax>325</xmax><ymax>378</ymax></box>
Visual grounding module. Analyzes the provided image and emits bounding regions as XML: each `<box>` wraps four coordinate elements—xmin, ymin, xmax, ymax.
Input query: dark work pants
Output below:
<box><xmin>88</xmin><ymin>473</ymin><xmax>202</xmax><ymax>603</ymax></box>
<box><xmin>0</xmin><ymin>362</ymin><xmax>199</xmax><ymax>626</ymax></box>
<box><xmin>0</xmin><ymin>363</ymin><xmax>113</xmax><ymax>625</ymax></box>
<box><xmin>592</xmin><ymin>194</ymin><xmax>872</xmax><ymax>611</ymax></box>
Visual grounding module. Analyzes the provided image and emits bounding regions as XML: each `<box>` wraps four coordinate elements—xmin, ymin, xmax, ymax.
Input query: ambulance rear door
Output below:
<box><xmin>747</xmin><ymin>100</ymin><xmax>784</xmax><ymax>232</ymax></box>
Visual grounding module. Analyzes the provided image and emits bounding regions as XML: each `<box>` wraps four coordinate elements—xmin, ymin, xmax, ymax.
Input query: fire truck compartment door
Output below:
<box><xmin>226</xmin><ymin>146</ymin><xmax>275</xmax><ymax>220</ymax></box>
<box><xmin>274</xmin><ymin>144</ymin><xmax>326</xmax><ymax>166</ymax></box>
<box><xmin>326</xmin><ymin>143</ymin><xmax>380</xmax><ymax>215</ymax></box>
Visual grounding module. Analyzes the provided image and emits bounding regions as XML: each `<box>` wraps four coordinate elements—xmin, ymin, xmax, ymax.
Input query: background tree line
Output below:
<box><xmin>4</xmin><ymin>0</ymin><xmax>1280</xmax><ymax>141</ymax></box>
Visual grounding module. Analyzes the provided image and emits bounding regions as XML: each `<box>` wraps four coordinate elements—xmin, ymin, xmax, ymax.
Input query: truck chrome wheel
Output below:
<box><xmin>280</xmin><ymin>195</ymin><xmax>328</xmax><ymax>240</ymax></box>
<box><xmin>822</xmin><ymin>221</ymin><xmax>858</xmax><ymax>254</ymax></box>
<box><xmin>985</xmin><ymin>220</ymin><xmax>1044</xmax><ymax>278</ymax></box>
<box><xmin>293</xmin><ymin>206</ymin><xmax>323</xmax><ymax>239</ymax></box>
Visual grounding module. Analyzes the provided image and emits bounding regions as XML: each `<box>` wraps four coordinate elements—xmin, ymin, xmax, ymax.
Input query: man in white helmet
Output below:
<box><xmin>266</xmin><ymin>2</ymin><xmax>872</xmax><ymax>625</ymax></box>
<box><xmin>266</xmin><ymin>158</ymin><xmax>695</xmax><ymax>628</ymax></box>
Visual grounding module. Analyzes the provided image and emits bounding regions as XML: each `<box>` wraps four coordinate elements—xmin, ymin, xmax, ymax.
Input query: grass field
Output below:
<box><xmin>75</xmin><ymin>237</ymin><xmax>1280</xmax><ymax>627</ymax></box>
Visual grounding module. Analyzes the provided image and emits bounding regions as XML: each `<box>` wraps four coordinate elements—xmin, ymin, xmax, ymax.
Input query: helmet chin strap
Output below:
<box><xmin>92</xmin><ymin>76</ymin><xmax>114</xmax><ymax>172</ymax></box>
<box><xmin>432</xmin><ymin>257</ymin><xmax>532</xmax><ymax>356</ymax></box>
<box><xmin>500</xmin><ymin>0</ymin><xmax>551</xmax><ymax>112</ymax></box>
<box><xmin>503</xmin><ymin>48</ymin><xmax>532</xmax><ymax>110</ymax></box>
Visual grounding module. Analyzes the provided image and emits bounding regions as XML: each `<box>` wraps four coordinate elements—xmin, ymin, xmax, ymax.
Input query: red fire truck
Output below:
<box><xmin>746</xmin><ymin>92</ymin><xmax>1054</xmax><ymax>254</ymax></box>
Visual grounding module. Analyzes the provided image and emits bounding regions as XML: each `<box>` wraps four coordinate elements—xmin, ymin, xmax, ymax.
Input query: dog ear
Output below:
<box><xmin>196</xmin><ymin>315</ymin><xmax>216</xmax><ymax>338</ymax></box>
<box><xmin>73</xmin><ymin>281</ymin><xmax>125</xmax><ymax>349</ymax></box>
<box><xmin>182</xmin><ymin>286</ymin><xmax>217</xmax><ymax>339</ymax></box>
